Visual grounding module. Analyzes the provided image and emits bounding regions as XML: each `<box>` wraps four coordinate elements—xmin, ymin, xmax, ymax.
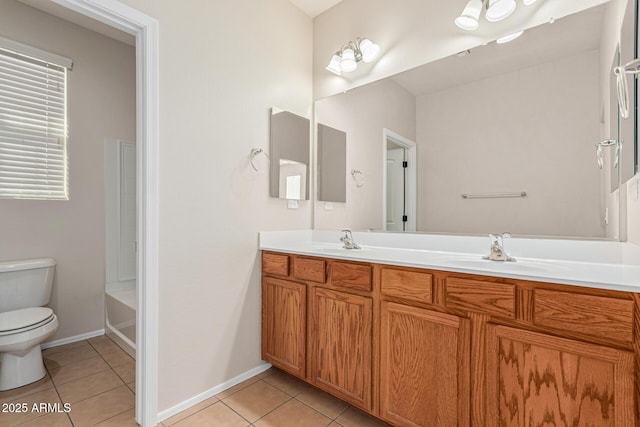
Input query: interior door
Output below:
<box><xmin>386</xmin><ymin>146</ymin><xmax>406</xmax><ymax>231</ymax></box>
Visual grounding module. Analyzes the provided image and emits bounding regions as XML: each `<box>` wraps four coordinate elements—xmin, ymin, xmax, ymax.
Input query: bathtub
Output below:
<box><xmin>105</xmin><ymin>281</ymin><xmax>136</xmax><ymax>358</ymax></box>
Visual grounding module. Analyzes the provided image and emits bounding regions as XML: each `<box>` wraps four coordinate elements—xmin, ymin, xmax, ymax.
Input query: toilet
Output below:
<box><xmin>0</xmin><ymin>258</ymin><xmax>59</xmax><ymax>391</ymax></box>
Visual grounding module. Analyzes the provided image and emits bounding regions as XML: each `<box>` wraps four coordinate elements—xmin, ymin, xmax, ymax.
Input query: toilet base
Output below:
<box><xmin>0</xmin><ymin>345</ymin><xmax>47</xmax><ymax>391</ymax></box>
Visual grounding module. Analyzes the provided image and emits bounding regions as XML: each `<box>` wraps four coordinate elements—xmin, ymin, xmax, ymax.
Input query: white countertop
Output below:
<box><xmin>259</xmin><ymin>230</ymin><xmax>640</xmax><ymax>293</ymax></box>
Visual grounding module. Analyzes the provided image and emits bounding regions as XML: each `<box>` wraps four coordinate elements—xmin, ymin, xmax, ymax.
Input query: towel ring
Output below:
<box><xmin>249</xmin><ymin>148</ymin><xmax>270</xmax><ymax>173</ymax></box>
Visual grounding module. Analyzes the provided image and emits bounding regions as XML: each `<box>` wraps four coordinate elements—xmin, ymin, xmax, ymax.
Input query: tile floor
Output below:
<box><xmin>1</xmin><ymin>336</ymin><xmax>390</xmax><ymax>427</ymax></box>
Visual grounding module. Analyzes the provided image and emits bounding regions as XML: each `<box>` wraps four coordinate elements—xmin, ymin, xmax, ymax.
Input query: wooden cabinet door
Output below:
<box><xmin>486</xmin><ymin>324</ymin><xmax>635</xmax><ymax>427</ymax></box>
<box><xmin>380</xmin><ymin>301</ymin><xmax>471</xmax><ymax>427</ymax></box>
<box><xmin>262</xmin><ymin>277</ymin><xmax>306</xmax><ymax>378</ymax></box>
<box><xmin>310</xmin><ymin>288</ymin><xmax>373</xmax><ymax>411</ymax></box>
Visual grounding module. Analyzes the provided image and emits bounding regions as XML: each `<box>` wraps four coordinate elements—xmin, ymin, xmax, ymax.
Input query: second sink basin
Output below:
<box><xmin>444</xmin><ymin>257</ymin><xmax>560</xmax><ymax>273</ymax></box>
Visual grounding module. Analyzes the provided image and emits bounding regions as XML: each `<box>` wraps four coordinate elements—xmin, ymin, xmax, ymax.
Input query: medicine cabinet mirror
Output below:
<box><xmin>270</xmin><ymin>108</ymin><xmax>310</xmax><ymax>200</ymax></box>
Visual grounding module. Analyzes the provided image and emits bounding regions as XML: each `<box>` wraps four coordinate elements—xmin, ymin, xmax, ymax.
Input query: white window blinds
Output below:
<box><xmin>0</xmin><ymin>45</ymin><xmax>69</xmax><ymax>200</ymax></box>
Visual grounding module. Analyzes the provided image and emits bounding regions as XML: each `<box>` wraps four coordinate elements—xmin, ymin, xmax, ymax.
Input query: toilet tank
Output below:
<box><xmin>0</xmin><ymin>258</ymin><xmax>56</xmax><ymax>312</ymax></box>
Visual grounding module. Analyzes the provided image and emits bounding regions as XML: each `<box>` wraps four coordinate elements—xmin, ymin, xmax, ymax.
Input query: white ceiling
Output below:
<box><xmin>288</xmin><ymin>0</ymin><xmax>344</xmax><ymax>18</ymax></box>
<box><xmin>392</xmin><ymin>4</ymin><xmax>606</xmax><ymax>96</ymax></box>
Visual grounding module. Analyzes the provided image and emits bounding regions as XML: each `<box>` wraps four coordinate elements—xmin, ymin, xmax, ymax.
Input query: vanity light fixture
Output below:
<box><xmin>326</xmin><ymin>37</ymin><xmax>381</xmax><ymax>75</ymax></box>
<box><xmin>455</xmin><ymin>0</ymin><xmax>538</xmax><ymax>31</ymax></box>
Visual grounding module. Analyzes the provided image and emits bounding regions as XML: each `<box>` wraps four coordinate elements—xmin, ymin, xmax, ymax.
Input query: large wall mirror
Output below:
<box><xmin>315</xmin><ymin>0</ymin><xmax>636</xmax><ymax>240</ymax></box>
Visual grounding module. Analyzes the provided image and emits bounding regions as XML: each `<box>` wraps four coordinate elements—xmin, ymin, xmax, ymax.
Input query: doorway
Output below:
<box><xmin>383</xmin><ymin>129</ymin><xmax>416</xmax><ymax>232</ymax></box>
<box><xmin>47</xmin><ymin>1</ymin><xmax>159</xmax><ymax>426</ymax></box>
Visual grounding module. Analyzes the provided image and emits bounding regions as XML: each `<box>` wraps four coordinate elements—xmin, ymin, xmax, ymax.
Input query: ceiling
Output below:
<box><xmin>288</xmin><ymin>0</ymin><xmax>344</xmax><ymax>18</ymax></box>
<box><xmin>392</xmin><ymin>4</ymin><xmax>606</xmax><ymax>96</ymax></box>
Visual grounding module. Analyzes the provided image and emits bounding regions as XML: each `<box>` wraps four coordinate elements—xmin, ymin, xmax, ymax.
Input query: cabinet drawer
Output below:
<box><xmin>330</xmin><ymin>262</ymin><xmax>372</xmax><ymax>291</ymax></box>
<box><xmin>293</xmin><ymin>257</ymin><xmax>326</xmax><ymax>283</ymax></box>
<box><xmin>381</xmin><ymin>268</ymin><xmax>432</xmax><ymax>304</ymax></box>
<box><xmin>534</xmin><ymin>289</ymin><xmax>634</xmax><ymax>344</ymax></box>
<box><xmin>262</xmin><ymin>253</ymin><xmax>289</xmax><ymax>277</ymax></box>
<box><xmin>445</xmin><ymin>278</ymin><xmax>515</xmax><ymax>318</ymax></box>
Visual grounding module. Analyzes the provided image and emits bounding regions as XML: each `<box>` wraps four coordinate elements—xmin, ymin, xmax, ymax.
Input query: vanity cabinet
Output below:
<box><xmin>486</xmin><ymin>324</ymin><xmax>635</xmax><ymax>426</ymax></box>
<box><xmin>310</xmin><ymin>287</ymin><xmax>373</xmax><ymax>410</ymax></box>
<box><xmin>261</xmin><ymin>251</ymin><xmax>639</xmax><ymax>427</ymax></box>
<box><xmin>261</xmin><ymin>276</ymin><xmax>306</xmax><ymax>377</ymax></box>
<box><xmin>380</xmin><ymin>301</ymin><xmax>470</xmax><ymax>426</ymax></box>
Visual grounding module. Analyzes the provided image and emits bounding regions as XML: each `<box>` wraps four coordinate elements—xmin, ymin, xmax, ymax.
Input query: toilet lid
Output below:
<box><xmin>0</xmin><ymin>307</ymin><xmax>54</xmax><ymax>333</ymax></box>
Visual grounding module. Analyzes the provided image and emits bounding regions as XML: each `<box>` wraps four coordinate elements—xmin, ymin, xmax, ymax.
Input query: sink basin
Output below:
<box><xmin>313</xmin><ymin>246</ymin><xmax>374</xmax><ymax>255</ymax></box>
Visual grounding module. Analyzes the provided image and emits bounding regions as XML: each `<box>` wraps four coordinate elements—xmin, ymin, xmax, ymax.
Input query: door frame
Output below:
<box><xmin>50</xmin><ymin>1</ymin><xmax>159</xmax><ymax>426</ymax></box>
<box><xmin>382</xmin><ymin>129</ymin><xmax>417</xmax><ymax>232</ymax></box>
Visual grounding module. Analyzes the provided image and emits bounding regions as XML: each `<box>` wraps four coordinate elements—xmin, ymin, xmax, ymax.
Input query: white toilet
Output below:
<box><xmin>0</xmin><ymin>258</ymin><xmax>59</xmax><ymax>391</ymax></box>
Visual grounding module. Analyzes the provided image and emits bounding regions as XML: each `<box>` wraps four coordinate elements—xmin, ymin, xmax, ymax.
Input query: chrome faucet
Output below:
<box><xmin>340</xmin><ymin>229</ymin><xmax>361</xmax><ymax>249</ymax></box>
<box><xmin>483</xmin><ymin>233</ymin><xmax>516</xmax><ymax>262</ymax></box>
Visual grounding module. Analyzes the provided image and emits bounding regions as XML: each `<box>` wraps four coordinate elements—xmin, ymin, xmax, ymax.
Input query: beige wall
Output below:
<box><xmin>416</xmin><ymin>49</ymin><xmax>603</xmax><ymax>237</ymax></box>
<box><xmin>315</xmin><ymin>78</ymin><xmax>415</xmax><ymax>230</ymax></box>
<box><xmin>0</xmin><ymin>0</ymin><xmax>136</xmax><ymax>339</ymax></box>
<box><xmin>96</xmin><ymin>0</ymin><xmax>314</xmax><ymax>412</ymax></box>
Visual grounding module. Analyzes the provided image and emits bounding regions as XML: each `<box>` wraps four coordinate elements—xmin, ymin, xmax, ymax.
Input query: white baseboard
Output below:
<box><xmin>41</xmin><ymin>329</ymin><xmax>106</xmax><ymax>350</ymax></box>
<box><xmin>157</xmin><ymin>363</ymin><xmax>272</xmax><ymax>422</ymax></box>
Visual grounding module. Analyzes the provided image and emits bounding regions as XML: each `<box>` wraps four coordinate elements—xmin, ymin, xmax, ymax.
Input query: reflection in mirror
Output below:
<box><xmin>279</xmin><ymin>159</ymin><xmax>307</xmax><ymax>200</ymax></box>
<box><xmin>317</xmin><ymin>124</ymin><xmax>347</xmax><ymax>202</ymax></box>
<box><xmin>270</xmin><ymin>108</ymin><xmax>310</xmax><ymax>200</ymax></box>
<box><xmin>315</xmin><ymin>2</ymin><xmax>628</xmax><ymax>240</ymax></box>
<box><xmin>620</xmin><ymin>0</ymin><xmax>638</xmax><ymax>181</ymax></box>
<box><xmin>610</xmin><ymin>46</ymin><xmax>622</xmax><ymax>193</ymax></box>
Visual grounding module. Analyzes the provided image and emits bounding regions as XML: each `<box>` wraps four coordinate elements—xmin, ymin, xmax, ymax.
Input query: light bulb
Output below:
<box><xmin>340</xmin><ymin>48</ymin><xmax>358</xmax><ymax>72</ymax></box>
<box><xmin>455</xmin><ymin>0</ymin><xmax>482</xmax><ymax>31</ymax></box>
<box><xmin>359</xmin><ymin>39</ymin><xmax>380</xmax><ymax>63</ymax></box>
<box><xmin>326</xmin><ymin>54</ymin><xmax>342</xmax><ymax>75</ymax></box>
<box><xmin>486</xmin><ymin>0</ymin><xmax>516</xmax><ymax>22</ymax></box>
<box><xmin>496</xmin><ymin>30</ymin><xmax>524</xmax><ymax>44</ymax></box>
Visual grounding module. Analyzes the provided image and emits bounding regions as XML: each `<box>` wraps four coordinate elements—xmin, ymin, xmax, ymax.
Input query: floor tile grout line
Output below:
<box><xmin>219</xmin><ymin>400</ymin><xmax>258</xmax><ymax>425</ymax></box>
<box><xmin>42</xmin><ymin>347</ymin><xmax>101</xmax><ymax>370</ymax></box>
<box><xmin>216</xmin><ymin>377</ymin><xmax>261</xmax><ymax>401</ymax></box>
<box><xmin>161</xmin><ymin>398</ymin><xmax>221</xmax><ymax>427</ymax></box>
<box><xmin>42</xmin><ymin>352</ymin><xmax>75</xmax><ymax>427</ymax></box>
<box><xmin>244</xmin><ymin>394</ymin><xmax>293</xmax><ymax>425</ymax></box>
<box><xmin>0</xmin><ymin>376</ymin><xmax>54</xmax><ymax>405</ymax></box>
<box><xmin>291</xmin><ymin>395</ymin><xmax>345</xmax><ymax>422</ymax></box>
<box><xmin>89</xmin><ymin>404</ymin><xmax>136</xmax><ymax>426</ymax></box>
<box><xmin>332</xmin><ymin>405</ymin><xmax>350</xmax><ymax>421</ymax></box>
<box><xmin>87</xmin><ymin>336</ymin><xmax>135</xmax><ymax>385</ymax></box>
<box><xmin>49</xmin><ymin>364</ymin><xmax>113</xmax><ymax>388</ymax></box>
<box><xmin>45</xmin><ymin>341</ymin><xmax>131</xmax><ymax>416</ymax></box>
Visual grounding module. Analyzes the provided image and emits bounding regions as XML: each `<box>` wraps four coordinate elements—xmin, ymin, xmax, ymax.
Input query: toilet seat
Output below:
<box><xmin>0</xmin><ymin>308</ymin><xmax>54</xmax><ymax>336</ymax></box>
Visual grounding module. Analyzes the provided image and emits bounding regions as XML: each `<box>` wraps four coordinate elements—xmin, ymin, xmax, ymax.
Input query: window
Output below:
<box><xmin>0</xmin><ymin>38</ymin><xmax>72</xmax><ymax>200</ymax></box>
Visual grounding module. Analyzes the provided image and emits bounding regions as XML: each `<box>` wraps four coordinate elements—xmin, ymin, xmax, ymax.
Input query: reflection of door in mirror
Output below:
<box><xmin>279</xmin><ymin>159</ymin><xmax>307</xmax><ymax>200</ymax></box>
<box><xmin>384</xmin><ymin>130</ymin><xmax>416</xmax><ymax>232</ymax></box>
<box><xmin>386</xmin><ymin>144</ymin><xmax>406</xmax><ymax>231</ymax></box>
